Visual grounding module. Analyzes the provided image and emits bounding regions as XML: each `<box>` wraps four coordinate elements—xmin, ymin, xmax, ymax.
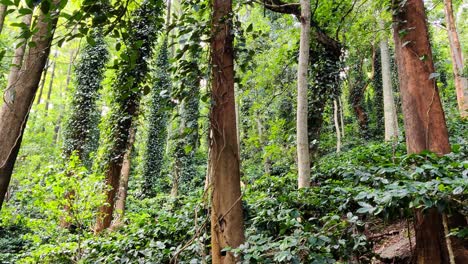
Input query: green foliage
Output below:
<box><xmin>62</xmin><ymin>29</ymin><xmax>109</xmax><ymax>168</ymax></box>
<box><xmin>141</xmin><ymin>39</ymin><xmax>171</xmax><ymax>198</ymax></box>
<box><xmin>99</xmin><ymin>0</ymin><xmax>163</xmax><ymax>169</ymax></box>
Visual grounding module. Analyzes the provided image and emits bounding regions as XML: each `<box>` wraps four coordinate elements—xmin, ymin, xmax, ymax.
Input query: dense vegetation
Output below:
<box><xmin>0</xmin><ymin>0</ymin><xmax>467</xmax><ymax>263</ymax></box>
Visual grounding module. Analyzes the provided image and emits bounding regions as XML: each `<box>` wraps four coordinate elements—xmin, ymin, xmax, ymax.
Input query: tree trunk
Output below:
<box><xmin>333</xmin><ymin>99</ymin><xmax>341</xmax><ymax>153</ymax></box>
<box><xmin>3</xmin><ymin>12</ymin><xmax>32</xmax><ymax>105</ymax></box>
<box><xmin>0</xmin><ymin>4</ymin><xmax>7</xmax><ymax>35</ymax></box>
<box><xmin>113</xmin><ymin>126</ymin><xmax>136</xmax><ymax>225</ymax></box>
<box><xmin>444</xmin><ymin>0</ymin><xmax>468</xmax><ymax>118</ymax></box>
<box><xmin>297</xmin><ymin>0</ymin><xmax>311</xmax><ymax>189</ymax></box>
<box><xmin>210</xmin><ymin>0</ymin><xmax>245</xmax><ymax>262</ymax></box>
<box><xmin>44</xmin><ymin>50</ymin><xmax>58</xmax><ymax>117</ymax></box>
<box><xmin>256</xmin><ymin>114</ymin><xmax>271</xmax><ymax>174</ymax></box>
<box><xmin>380</xmin><ymin>20</ymin><xmax>399</xmax><ymax>141</ymax></box>
<box><xmin>94</xmin><ymin>1</ymin><xmax>159</xmax><ymax>233</ymax></box>
<box><xmin>36</xmin><ymin>59</ymin><xmax>49</xmax><ymax>105</ymax></box>
<box><xmin>339</xmin><ymin>97</ymin><xmax>345</xmax><ymax>138</ymax></box>
<box><xmin>53</xmin><ymin>49</ymin><xmax>75</xmax><ymax>144</ymax></box>
<box><xmin>392</xmin><ymin>0</ymin><xmax>451</xmax><ymax>262</ymax></box>
<box><xmin>0</xmin><ymin>2</ymin><xmax>60</xmax><ymax>211</ymax></box>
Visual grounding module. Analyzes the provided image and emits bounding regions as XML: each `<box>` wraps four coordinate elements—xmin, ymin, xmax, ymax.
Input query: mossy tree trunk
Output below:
<box><xmin>94</xmin><ymin>0</ymin><xmax>162</xmax><ymax>233</ymax></box>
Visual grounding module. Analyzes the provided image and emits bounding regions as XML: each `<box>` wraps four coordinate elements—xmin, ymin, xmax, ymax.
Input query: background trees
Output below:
<box><xmin>0</xmin><ymin>0</ymin><xmax>466</xmax><ymax>263</ymax></box>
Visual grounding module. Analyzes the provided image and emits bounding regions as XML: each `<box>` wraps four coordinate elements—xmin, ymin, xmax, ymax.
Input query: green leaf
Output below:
<box><xmin>40</xmin><ymin>0</ymin><xmax>51</xmax><ymax>14</ymax></box>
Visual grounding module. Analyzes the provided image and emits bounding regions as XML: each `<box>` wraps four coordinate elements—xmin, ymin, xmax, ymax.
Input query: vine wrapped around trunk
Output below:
<box><xmin>141</xmin><ymin>39</ymin><xmax>171</xmax><ymax>198</ymax></box>
<box><xmin>95</xmin><ymin>0</ymin><xmax>163</xmax><ymax>232</ymax></box>
<box><xmin>63</xmin><ymin>30</ymin><xmax>109</xmax><ymax>167</ymax></box>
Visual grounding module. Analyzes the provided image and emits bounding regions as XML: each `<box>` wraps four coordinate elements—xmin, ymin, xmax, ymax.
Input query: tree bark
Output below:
<box><xmin>379</xmin><ymin>20</ymin><xmax>399</xmax><ymax>141</ymax></box>
<box><xmin>210</xmin><ymin>0</ymin><xmax>245</xmax><ymax>262</ymax></box>
<box><xmin>113</xmin><ymin>125</ymin><xmax>136</xmax><ymax>225</ymax></box>
<box><xmin>333</xmin><ymin>99</ymin><xmax>341</xmax><ymax>153</ymax></box>
<box><xmin>339</xmin><ymin>97</ymin><xmax>345</xmax><ymax>138</ymax></box>
<box><xmin>444</xmin><ymin>0</ymin><xmax>468</xmax><ymax>118</ymax></box>
<box><xmin>297</xmin><ymin>0</ymin><xmax>311</xmax><ymax>189</ymax></box>
<box><xmin>94</xmin><ymin>1</ymin><xmax>159</xmax><ymax>233</ymax></box>
<box><xmin>392</xmin><ymin>0</ymin><xmax>451</xmax><ymax>262</ymax></box>
<box><xmin>44</xmin><ymin>50</ymin><xmax>58</xmax><ymax>116</ymax></box>
<box><xmin>36</xmin><ymin>59</ymin><xmax>49</xmax><ymax>105</ymax></box>
<box><xmin>3</xmin><ymin>12</ymin><xmax>32</xmax><ymax>105</ymax></box>
<box><xmin>0</xmin><ymin>5</ymin><xmax>7</xmax><ymax>35</ymax></box>
<box><xmin>0</xmin><ymin>2</ymin><xmax>61</xmax><ymax>211</ymax></box>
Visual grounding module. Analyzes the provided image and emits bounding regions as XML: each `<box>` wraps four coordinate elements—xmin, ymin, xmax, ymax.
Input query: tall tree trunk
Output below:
<box><xmin>45</xmin><ymin>51</ymin><xmax>57</xmax><ymax>111</ymax></box>
<box><xmin>392</xmin><ymin>0</ymin><xmax>451</xmax><ymax>262</ymax></box>
<box><xmin>63</xmin><ymin>31</ymin><xmax>108</xmax><ymax>168</ymax></box>
<box><xmin>350</xmin><ymin>76</ymin><xmax>370</xmax><ymax>139</ymax></box>
<box><xmin>339</xmin><ymin>97</ymin><xmax>345</xmax><ymax>138</ymax></box>
<box><xmin>333</xmin><ymin>99</ymin><xmax>341</xmax><ymax>153</ymax></box>
<box><xmin>0</xmin><ymin>2</ymin><xmax>61</xmax><ymax>211</ymax></box>
<box><xmin>36</xmin><ymin>59</ymin><xmax>49</xmax><ymax>105</ymax></box>
<box><xmin>44</xmin><ymin>50</ymin><xmax>58</xmax><ymax>119</ymax></box>
<box><xmin>297</xmin><ymin>0</ymin><xmax>311</xmax><ymax>189</ymax></box>
<box><xmin>53</xmin><ymin>49</ymin><xmax>76</xmax><ymax>144</ymax></box>
<box><xmin>380</xmin><ymin>20</ymin><xmax>399</xmax><ymax>141</ymax></box>
<box><xmin>210</xmin><ymin>0</ymin><xmax>245</xmax><ymax>262</ymax></box>
<box><xmin>0</xmin><ymin>4</ymin><xmax>7</xmax><ymax>35</ymax></box>
<box><xmin>444</xmin><ymin>0</ymin><xmax>468</xmax><ymax>118</ymax></box>
<box><xmin>94</xmin><ymin>1</ymin><xmax>160</xmax><ymax>233</ymax></box>
<box><xmin>141</xmin><ymin>40</ymin><xmax>170</xmax><ymax>198</ymax></box>
<box><xmin>3</xmin><ymin>12</ymin><xmax>32</xmax><ymax>105</ymax></box>
<box><xmin>113</xmin><ymin>125</ymin><xmax>136</xmax><ymax>226</ymax></box>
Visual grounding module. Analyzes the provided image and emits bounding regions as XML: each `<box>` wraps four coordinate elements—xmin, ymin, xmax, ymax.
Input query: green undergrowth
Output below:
<box><xmin>1</xmin><ymin>122</ymin><xmax>467</xmax><ymax>263</ymax></box>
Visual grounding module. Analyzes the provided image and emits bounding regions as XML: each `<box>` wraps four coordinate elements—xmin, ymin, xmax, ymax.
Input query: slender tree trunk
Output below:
<box><xmin>0</xmin><ymin>2</ymin><xmax>61</xmax><ymax>211</ymax></box>
<box><xmin>36</xmin><ymin>59</ymin><xmax>49</xmax><ymax>105</ymax></box>
<box><xmin>339</xmin><ymin>97</ymin><xmax>345</xmax><ymax>138</ymax></box>
<box><xmin>297</xmin><ymin>0</ymin><xmax>311</xmax><ymax>189</ymax></box>
<box><xmin>392</xmin><ymin>0</ymin><xmax>451</xmax><ymax>262</ymax></box>
<box><xmin>380</xmin><ymin>21</ymin><xmax>399</xmax><ymax>141</ymax></box>
<box><xmin>0</xmin><ymin>5</ymin><xmax>7</xmax><ymax>35</ymax></box>
<box><xmin>256</xmin><ymin>114</ymin><xmax>271</xmax><ymax>174</ymax></box>
<box><xmin>210</xmin><ymin>0</ymin><xmax>245</xmax><ymax>262</ymax></box>
<box><xmin>113</xmin><ymin>126</ymin><xmax>136</xmax><ymax>225</ymax></box>
<box><xmin>444</xmin><ymin>0</ymin><xmax>468</xmax><ymax>118</ymax></box>
<box><xmin>44</xmin><ymin>50</ymin><xmax>58</xmax><ymax>115</ymax></box>
<box><xmin>333</xmin><ymin>99</ymin><xmax>341</xmax><ymax>153</ymax></box>
<box><xmin>53</xmin><ymin>49</ymin><xmax>75</xmax><ymax>144</ymax></box>
<box><xmin>3</xmin><ymin>12</ymin><xmax>32</xmax><ymax>105</ymax></box>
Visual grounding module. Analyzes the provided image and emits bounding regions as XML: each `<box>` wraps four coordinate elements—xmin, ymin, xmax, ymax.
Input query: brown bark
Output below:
<box><xmin>0</xmin><ymin>2</ymin><xmax>61</xmax><ymax>210</ymax></box>
<box><xmin>392</xmin><ymin>0</ymin><xmax>452</xmax><ymax>262</ymax></box>
<box><xmin>113</xmin><ymin>126</ymin><xmax>136</xmax><ymax>226</ymax></box>
<box><xmin>444</xmin><ymin>0</ymin><xmax>468</xmax><ymax>118</ymax></box>
<box><xmin>3</xmin><ymin>12</ymin><xmax>32</xmax><ymax>105</ymax></box>
<box><xmin>0</xmin><ymin>4</ymin><xmax>7</xmax><ymax>35</ymax></box>
<box><xmin>209</xmin><ymin>0</ymin><xmax>245</xmax><ymax>262</ymax></box>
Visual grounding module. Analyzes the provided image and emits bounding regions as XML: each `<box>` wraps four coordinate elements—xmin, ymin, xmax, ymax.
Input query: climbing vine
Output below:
<box><xmin>62</xmin><ymin>30</ymin><xmax>109</xmax><ymax>168</ymax></box>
